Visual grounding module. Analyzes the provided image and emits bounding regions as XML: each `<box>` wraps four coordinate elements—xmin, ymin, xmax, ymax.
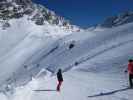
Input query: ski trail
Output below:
<box><xmin>33</xmin><ymin>45</ymin><xmax>59</xmax><ymax>64</ymax></box>
<box><xmin>88</xmin><ymin>87</ymin><xmax>131</xmax><ymax>98</ymax></box>
<box><xmin>23</xmin><ymin>38</ymin><xmax>59</xmax><ymax>66</ymax></box>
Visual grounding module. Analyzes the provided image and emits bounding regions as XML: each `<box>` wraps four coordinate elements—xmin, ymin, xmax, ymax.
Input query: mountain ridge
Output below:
<box><xmin>0</xmin><ymin>0</ymin><xmax>80</xmax><ymax>31</ymax></box>
<box><xmin>100</xmin><ymin>11</ymin><xmax>133</xmax><ymax>28</ymax></box>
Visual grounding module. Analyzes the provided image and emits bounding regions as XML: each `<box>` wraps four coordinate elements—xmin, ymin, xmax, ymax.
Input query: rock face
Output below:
<box><xmin>0</xmin><ymin>0</ymin><xmax>73</xmax><ymax>29</ymax></box>
<box><xmin>13</xmin><ymin>0</ymin><xmax>32</xmax><ymax>5</ymax></box>
<box><xmin>100</xmin><ymin>11</ymin><xmax>133</xmax><ymax>28</ymax></box>
<box><xmin>0</xmin><ymin>0</ymin><xmax>32</xmax><ymax>5</ymax></box>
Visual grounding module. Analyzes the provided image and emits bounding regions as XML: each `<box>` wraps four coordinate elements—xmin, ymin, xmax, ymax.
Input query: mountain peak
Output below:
<box><xmin>13</xmin><ymin>0</ymin><xmax>32</xmax><ymax>5</ymax></box>
<box><xmin>0</xmin><ymin>0</ymin><xmax>32</xmax><ymax>5</ymax></box>
<box><xmin>100</xmin><ymin>11</ymin><xmax>133</xmax><ymax>28</ymax></box>
<box><xmin>0</xmin><ymin>0</ymin><xmax>81</xmax><ymax>31</ymax></box>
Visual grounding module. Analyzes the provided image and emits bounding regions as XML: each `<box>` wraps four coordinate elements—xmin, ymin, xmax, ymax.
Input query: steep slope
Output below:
<box><xmin>0</xmin><ymin>0</ymin><xmax>81</xmax><ymax>92</ymax></box>
<box><xmin>34</xmin><ymin>22</ymin><xmax>133</xmax><ymax>73</ymax></box>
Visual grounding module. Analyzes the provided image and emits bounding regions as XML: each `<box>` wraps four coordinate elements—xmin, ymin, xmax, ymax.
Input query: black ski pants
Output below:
<box><xmin>129</xmin><ymin>74</ymin><xmax>133</xmax><ymax>87</ymax></box>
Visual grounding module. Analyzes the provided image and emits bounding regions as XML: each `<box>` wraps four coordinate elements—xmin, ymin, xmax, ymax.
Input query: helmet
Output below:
<box><xmin>128</xmin><ymin>59</ymin><xmax>133</xmax><ymax>62</ymax></box>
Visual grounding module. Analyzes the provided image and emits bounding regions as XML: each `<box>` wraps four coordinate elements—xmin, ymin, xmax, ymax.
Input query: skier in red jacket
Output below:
<box><xmin>128</xmin><ymin>59</ymin><xmax>133</xmax><ymax>88</ymax></box>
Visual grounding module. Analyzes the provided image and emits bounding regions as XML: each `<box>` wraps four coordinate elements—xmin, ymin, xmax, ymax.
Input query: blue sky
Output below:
<box><xmin>32</xmin><ymin>0</ymin><xmax>133</xmax><ymax>28</ymax></box>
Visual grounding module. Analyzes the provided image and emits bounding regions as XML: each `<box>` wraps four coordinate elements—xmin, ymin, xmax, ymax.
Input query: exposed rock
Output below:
<box><xmin>100</xmin><ymin>11</ymin><xmax>133</xmax><ymax>28</ymax></box>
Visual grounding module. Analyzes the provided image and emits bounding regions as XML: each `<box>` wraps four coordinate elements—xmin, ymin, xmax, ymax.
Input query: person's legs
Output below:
<box><xmin>57</xmin><ymin>82</ymin><xmax>59</xmax><ymax>91</ymax></box>
<box><xmin>57</xmin><ymin>81</ymin><xmax>62</xmax><ymax>91</ymax></box>
<box><xmin>129</xmin><ymin>74</ymin><xmax>133</xmax><ymax>88</ymax></box>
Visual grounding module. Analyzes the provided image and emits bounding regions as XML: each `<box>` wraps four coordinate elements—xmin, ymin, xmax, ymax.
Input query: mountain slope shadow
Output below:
<box><xmin>88</xmin><ymin>87</ymin><xmax>131</xmax><ymax>98</ymax></box>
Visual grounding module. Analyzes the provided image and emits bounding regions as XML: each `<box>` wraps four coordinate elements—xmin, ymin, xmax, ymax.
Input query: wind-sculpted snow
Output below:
<box><xmin>0</xmin><ymin>34</ymin><xmax>56</xmax><ymax>87</ymax></box>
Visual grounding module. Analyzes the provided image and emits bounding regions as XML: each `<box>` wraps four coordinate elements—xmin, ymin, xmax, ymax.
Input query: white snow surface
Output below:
<box><xmin>0</xmin><ymin>15</ymin><xmax>133</xmax><ymax>100</ymax></box>
<box><xmin>1</xmin><ymin>70</ymin><xmax>133</xmax><ymax>100</ymax></box>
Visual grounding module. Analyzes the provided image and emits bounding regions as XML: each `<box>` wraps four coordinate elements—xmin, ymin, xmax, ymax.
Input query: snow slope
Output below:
<box><xmin>0</xmin><ymin>1</ymin><xmax>133</xmax><ymax>100</ymax></box>
<box><xmin>35</xmin><ymin>22</ymin><xmax>133</xmax><ymax>74</ymax></box>
<box><xmin>0</xmin><ymin>14</ymin><xmax>75</xmax><ymax>90</ymax></box>
<box><xmin>2</xmin><ymin>70</ymin><xmax>131</xmax><ymax>100</ymax></box>
<box><xmin>0</xmin><ymin>0</ymin><xmax>81</xmax><ymax>93</ymax></box>
<box><xmin>0</xmin><ymin>20</ymin><xmax>133</xmax><ymax>100</ymax></box>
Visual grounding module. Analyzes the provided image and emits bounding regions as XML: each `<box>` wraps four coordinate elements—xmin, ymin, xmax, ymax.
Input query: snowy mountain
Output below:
<box><xmin>0</xmin><ymin>1</ymin><xmax>133</xmax><ymax>100</ymax></box>
<box><xmin>0</xmin><ymin>0</ymin><xmax>80</xmax><ymax>93</ymax></box>
<box><xmin>100</xmin><ymin>11</ymin><xmax>133</xmax><ymax>28</ymax></box>
<box><xmin>0</xmin><ymin>0</ymin><xmax>80</xmax><ymax>31</ymax></box>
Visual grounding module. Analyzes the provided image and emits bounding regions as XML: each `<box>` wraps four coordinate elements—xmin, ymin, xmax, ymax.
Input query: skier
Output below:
<box><xmin>128</xmin><ymin>59</ymin><xmax>133</xmax><ymax>88</ymax></box>
<box><xmin>56</xmin><ymin>69</ymin><xmax>63</xmax><ymax>92</ymax></box>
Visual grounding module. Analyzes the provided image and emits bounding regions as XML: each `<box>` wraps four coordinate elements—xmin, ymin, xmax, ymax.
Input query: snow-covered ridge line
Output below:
<box><xmin>0</xmin><ymin>0</ymin><xmax>81</xmax><ymax>31</ymax></box>
<box><xmin>100</xmin><ymin>11</ymin><xmax>133</xmax><ymax>28</ymax></box>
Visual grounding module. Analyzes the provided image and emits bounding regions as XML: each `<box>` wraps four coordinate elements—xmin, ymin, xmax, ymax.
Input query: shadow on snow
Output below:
<box><xmin>88</xmin><ymin>87</ymin><xmax>131</xmax><ymax>98</ymax></box>
<box><xmin>33</xmin><ymin>89</ymin><xmax>57</xmax><ymax>92</ymax></box>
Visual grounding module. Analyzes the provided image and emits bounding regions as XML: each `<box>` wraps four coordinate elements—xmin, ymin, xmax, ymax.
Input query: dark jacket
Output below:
<box><xmin>57</xmin><ymin>70</ymin><xmax>63</xmax><ymax>81</ymax></box>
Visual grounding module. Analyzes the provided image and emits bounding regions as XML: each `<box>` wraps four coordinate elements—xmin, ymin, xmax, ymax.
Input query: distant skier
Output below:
<box><xmin>128</xmin><ymin>59</ymin><xmax>133</xmax><ymax>88</ymax></box>
<box><xmin>56</xmin><ymin>69</ymin><xmax>63</xmax><ymax>92</ymax></box>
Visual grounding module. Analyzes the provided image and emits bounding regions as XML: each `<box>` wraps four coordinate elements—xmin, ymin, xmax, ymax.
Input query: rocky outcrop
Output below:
<box><xmin>0</xmin><ymin>0</ymin><xmax>73</xmax><ymax>29</ymax></box>
<box><xmin>100</xmin><ymin>11</ymin><xmax>133</xmax><ymax>28</ymax></box>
